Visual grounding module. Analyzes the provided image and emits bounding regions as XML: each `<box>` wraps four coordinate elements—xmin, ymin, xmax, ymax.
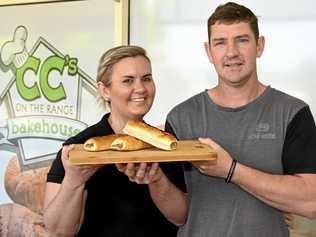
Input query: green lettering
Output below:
<box><xmin>12</xmin><ymin>121</ymin><xmax>19</xmax><ymax>134</ymax></box>
<box><xmin>40</xmin><ymin>56</ymin><xmax>66</xmax><ymax>102</ymax></box>
<box><xmin>72</xmin><ymin>128</ymin><xmax>80</xmax><ymax>136</ymax></box>
<box><xmin>68</xmin><ymin>57</ymin><xmax>78</xmax><ymax>76</ymax></box>
<box><xmin>20</xmin><ymin>123</ymin><xmax>26</xmax><ymax>134</ymax></box>
<box><xmin>16</xmin><ymin>56</ymin><xmax>41</xmax><ymax>101</ymax></box>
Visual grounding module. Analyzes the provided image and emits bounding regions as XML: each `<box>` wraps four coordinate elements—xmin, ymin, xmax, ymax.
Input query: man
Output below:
<box><xmin>119</xmin><ymin>2</ymin><xmax>316</xmax><ymax>236</ymax></box>
<box><xmin>162</xmin><ymin>2</ymin><xmax>316</xmax><ymax>237</ymax></box>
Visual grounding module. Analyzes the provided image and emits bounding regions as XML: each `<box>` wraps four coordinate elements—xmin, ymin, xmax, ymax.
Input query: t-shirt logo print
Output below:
<box><xmin>248</xmin><ymin>123</ymin><xmax>276</xmax><ymax>140</ymax></box>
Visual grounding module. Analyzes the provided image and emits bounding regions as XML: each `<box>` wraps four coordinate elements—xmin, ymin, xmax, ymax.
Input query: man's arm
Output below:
<box><xmin>232</xmin><ymin>164</ymin><xmax>316</xmax><ymax>218</ymax></box>
<box><xmin>196</xmin><ymin>138</ymin><xmax>316</xmax><ymax>219</ymax></box>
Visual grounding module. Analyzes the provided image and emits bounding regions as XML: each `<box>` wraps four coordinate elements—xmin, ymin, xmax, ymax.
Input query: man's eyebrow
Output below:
<box><xmin>212</xmin><ymin>37</ymin><xmax>226</xmax><ymax>42</ymax></box>
<box><xmin>212</xmin><ymin>34</ymin><xmax>250</xmax><ymax>42</ymax></box>
<box><xmin>235</xmin><ymin>34</ymin><xmax>250</xmax><ymax>39</ymax></box>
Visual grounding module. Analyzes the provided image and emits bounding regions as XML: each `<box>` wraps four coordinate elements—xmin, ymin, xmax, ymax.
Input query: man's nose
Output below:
<box><xmin>226</xmin><ymin>42</ymin><xmax>239</xmax><ymax>57</ymax></box>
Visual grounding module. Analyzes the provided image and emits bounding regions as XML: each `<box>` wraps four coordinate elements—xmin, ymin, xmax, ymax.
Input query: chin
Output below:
<box><xmin>129</xmin><ymin>110</ymin><xmax>148</xmax><ymax>119</ymax></box>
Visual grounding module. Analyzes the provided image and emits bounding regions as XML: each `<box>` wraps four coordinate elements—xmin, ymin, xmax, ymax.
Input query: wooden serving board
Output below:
<box><xmin>69</xmin><ymin>140</ymin><xmax>217</xmax><ymax>165</ymax></box>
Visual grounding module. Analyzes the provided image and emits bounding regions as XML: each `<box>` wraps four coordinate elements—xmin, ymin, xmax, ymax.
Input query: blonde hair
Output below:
<box><xmin>97</xmin><ymin>45</ymin><xmax>150</xmax><ymax>85</ymax></box>
<box><xmin>96</xmin><ymin>45</ymin><xmax>151</xmax><ymax>109</ymax></box>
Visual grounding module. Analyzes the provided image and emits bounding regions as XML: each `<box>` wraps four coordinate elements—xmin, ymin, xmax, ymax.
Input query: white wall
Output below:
<box><xmin>0</xmin><ymin>0</ymin><xmax>115</xmax><ymax>204</ymax></box>
<box><xmin>129</xmin><ymin>0</ymin><xmax>316</xmax><ymax>125</ymax></box>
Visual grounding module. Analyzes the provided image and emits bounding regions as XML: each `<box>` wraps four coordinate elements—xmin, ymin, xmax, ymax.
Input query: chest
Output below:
<box><xmin>177</xmin><ymin>109</ymin><xmax>286</xmax><ymax>174</ymax></box>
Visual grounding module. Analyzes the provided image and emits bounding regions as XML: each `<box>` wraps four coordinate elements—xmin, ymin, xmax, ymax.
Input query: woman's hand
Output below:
<box><xmin>116</xmin><ymin>162</ymin><xmax>162</xmax><ymax>184</ymax></box>
<box><xmin>61</xmin><ymin>145</ymin><xmax>103</xmax><ymax>188</ymax></box>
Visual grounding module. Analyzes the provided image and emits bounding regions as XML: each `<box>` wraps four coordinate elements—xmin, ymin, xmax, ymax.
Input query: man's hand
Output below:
<box><xmin>116</xmin><ymin>162</ymin><xmax>162</xmax><ymax>184</ymax></box>
<box><xmin>62</xmin><ymin>145</ymin><xmax>103</xmax><ymax>188</ymax></box>
<box><xmin>191</xmin><ymin>138</ymin><xmax>233</xmax><ymax>179</ymax></box>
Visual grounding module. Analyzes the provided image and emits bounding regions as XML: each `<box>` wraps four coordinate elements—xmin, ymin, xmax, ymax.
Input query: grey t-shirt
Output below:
<box><xmin>167</xmin><ymin>87</ymin><xmax>315</xmax><ymax>237</ymax></box>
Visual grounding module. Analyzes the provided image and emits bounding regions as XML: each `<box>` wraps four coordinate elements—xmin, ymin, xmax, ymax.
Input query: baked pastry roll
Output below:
<box><xmin>83</xmin><ymin>134</ymin><xmax>152</xmax><ymax>151</ymax></box>
<box><xmin>123</xmin><ymin>121</ymin><xmax>177</xmax><ymax>151</ymax></box>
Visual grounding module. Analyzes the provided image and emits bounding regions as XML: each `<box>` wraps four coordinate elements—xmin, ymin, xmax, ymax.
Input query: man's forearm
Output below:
<box><xmin>232</xmin><ymin>163</ymin><xmax>316</xmax><ymax>218</ymax></box>
<box><xmin>149</xmin><ymin>173</ymin><xmax>188</xmax><ymax>226</ymax></box>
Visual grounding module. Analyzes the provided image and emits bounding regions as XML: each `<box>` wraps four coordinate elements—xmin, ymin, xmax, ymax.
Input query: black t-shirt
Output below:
<box><xmin>47</xmin><ymin>113</ymin><xmax>185</xmax><ymax>237</ymax></box>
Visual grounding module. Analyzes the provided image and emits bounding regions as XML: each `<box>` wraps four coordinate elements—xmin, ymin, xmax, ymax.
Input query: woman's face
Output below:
<box><xmin>101</xmin><ymin>56</ymin><xmax>156</xmax><ymax>121</ymax></box>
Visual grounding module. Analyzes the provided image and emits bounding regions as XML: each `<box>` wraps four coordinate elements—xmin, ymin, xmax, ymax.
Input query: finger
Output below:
<box><xmin>115</xmin><ymin>163</ymin><xmax>126</xmax><ymax>172</ymax></box>
<box><xmin>148</xmin><ymin>163</ymin><xmax>159</xmax><ymax>178</ymax></box>
<box><xmin>136</xmin><ymin>163</ymin><xmax>147</xmax><ymax>179</ymax></box>
<box><xmin>191</xmin><ymin>160</ymin><xmax>207</xmax><ymax>166</ymax></box>
<box><xmin>68</xmin><ymin>144</ymin><xmax>75</xmax><ymax>151</ymax></box>
<box><xmin>62</xmin><ymin>144</ymin><xmax>75</xmax><ymax>160</ymax></box>
<box><xmin>198</xmin><ymin>137</ymin><xmax>219</xmax><ymax>149</ymax></box>
<box><xmin>125</xmin><ymin>163</ymin><xmax>136</xmax><ymax>178</ymax></box>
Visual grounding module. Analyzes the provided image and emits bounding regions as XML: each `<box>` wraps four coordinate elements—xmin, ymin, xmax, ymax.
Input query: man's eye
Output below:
<box><xmin>239</xmin><ymin>38</ymin><xmax>249</xmax><ymax>43</ymax></box>
<box><xmin>214</xmin><ymin>41</ymin><xmax>224</xmax><ymax>46</ymax></box>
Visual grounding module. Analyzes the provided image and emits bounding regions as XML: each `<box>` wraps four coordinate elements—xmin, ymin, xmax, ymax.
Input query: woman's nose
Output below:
<box><xmin>133</xmin><ymin>80</ymin><xmax>146</xmax><ymax>92</ymax></box>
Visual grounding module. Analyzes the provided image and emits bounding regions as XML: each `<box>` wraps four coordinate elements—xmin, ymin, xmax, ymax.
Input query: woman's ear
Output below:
<box><xmin>97</xmin><ymin>81</ymin><xmax>110</xmax><ymax>101</ymax></box>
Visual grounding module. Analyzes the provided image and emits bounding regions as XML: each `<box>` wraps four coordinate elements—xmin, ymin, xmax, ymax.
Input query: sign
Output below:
<box><xmin>0</xmin><ymin>26</ymin><xmax>98</xmax><ymax>169</ymax></box>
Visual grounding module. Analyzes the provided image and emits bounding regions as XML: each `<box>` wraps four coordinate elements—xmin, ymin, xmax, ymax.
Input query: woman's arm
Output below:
<box><xmin>116</xmin><ymin>162</ymin><xmax>189</xmax><ymax>226</ymax></box>
<box><xmin>43</xmin><ymin>181</ymin><xmax>86</xmax><ymax>237</ymax></box>
<box><xmin>43</xmin><ymin>145</ymin><xmax>102</xmax><ymax>236</ymax></box>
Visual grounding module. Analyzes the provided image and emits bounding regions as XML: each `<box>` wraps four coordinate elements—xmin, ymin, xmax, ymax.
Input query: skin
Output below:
<box><xmin>43</xmin><ymin>56</ymin><xmax>161</xmax><ymax>236</ymax></box>
<box><xmin>196</xmin><ymin>22</ymin><xmax>316</xmax><ymax>219</ymax></box>
<box><xmin>100</xmin><ymin>55</ymin><xmax>156</xmax><ymax>130</ymax></box>
<box><xmin>121</xmin><ymin>21</ymin><xmax>316</xmax><ymax>227</ymax></box>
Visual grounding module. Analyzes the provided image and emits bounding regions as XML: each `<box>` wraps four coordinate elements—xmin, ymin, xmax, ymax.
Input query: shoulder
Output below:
<box><xmin>167</xmin><ymin>91</ymin><xmax>206</xmax><ymax>120</ymax></box>
<box><xmin>268</xmin><ymin>87</ymin><xmax>308</xmax><ymax>122</ymax></box>
<box><xmin>269</xmin><ymin>88</ymin><xmax>307</xmax><ymax>110</ymax></box>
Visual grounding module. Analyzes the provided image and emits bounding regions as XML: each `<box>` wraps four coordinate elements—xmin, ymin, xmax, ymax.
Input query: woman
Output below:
<box><xmin>43</xmin><ymin>46</ymin><xmax>184</xmax><ymax>236</ymax></box>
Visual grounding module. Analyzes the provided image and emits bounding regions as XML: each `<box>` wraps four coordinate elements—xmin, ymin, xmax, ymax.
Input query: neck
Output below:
<box><xmin>108</xmin><ymin>112</ymin><xmax>143</xmax><ymax>134</ymax></box>
<box><xmin>209</xmin><ymin>80</ymin><xmax>266</xmax><ymax>108</ymax></box>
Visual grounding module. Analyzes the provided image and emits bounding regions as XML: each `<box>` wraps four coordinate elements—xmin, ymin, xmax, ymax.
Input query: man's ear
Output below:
<box><xmin>97</xmin><ymin>81</ymin><xmax>110</xmax><ymax>101</ymax></box>
<box><xmin>204</xmin><ymin>42</ymin><xmax>214</xmax><ymax>64</ymax></box>
<box><xmin>256</xmin><ymin>36</ymin><xmax>265</xmax><ymax>58</ymax></box>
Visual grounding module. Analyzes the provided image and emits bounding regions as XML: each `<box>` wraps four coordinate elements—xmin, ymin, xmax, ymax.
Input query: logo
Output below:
<box><xmin>0</xmin><ymin>26</ymin><xmax>98</xmax><ymax>169</ymax></box>
<box><xmin>248</xmin><ymin>123</ymin><xmax>276</xmax><ymax>140</ymax></box>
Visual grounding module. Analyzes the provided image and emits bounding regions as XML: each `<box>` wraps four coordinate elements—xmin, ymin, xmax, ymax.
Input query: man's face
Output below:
<box><xmin>205</xmin><ymin>21</ymin><xmax>264</xmax><ymax>87</ymax></box>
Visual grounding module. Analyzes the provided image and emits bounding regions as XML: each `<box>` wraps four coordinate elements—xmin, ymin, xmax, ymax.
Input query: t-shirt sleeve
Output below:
<box><xmin>282</xmin><ymin>106</ymin><xmax>316</xmax><ymax>174</ymax></box>
<box><xmin>47</xmin><ymin>149</ymin><xmax>65</xmax><ymax>184</ymax></box>
<box><xmin>159</xmin><ymin>120</ymin><xmax>187</xmax><ymax>193</ymax></box>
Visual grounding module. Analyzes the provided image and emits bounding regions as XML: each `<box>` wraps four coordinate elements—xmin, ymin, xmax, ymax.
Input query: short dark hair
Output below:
<box><xmin>207</xmin><ymin>2</ymin><xmax>259</xmax><ymax>43</ymax></box>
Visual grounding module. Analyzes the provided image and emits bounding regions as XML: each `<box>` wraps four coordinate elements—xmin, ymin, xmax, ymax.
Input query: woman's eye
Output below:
<box><xmin>122</xmin><ymin>78</ymin><xmax>133</xmax><ymax>84</ymax></box>
<box><xmin>143</xmin><ymin>76</ymin><xmax>152</xmax><ymax>82</ymax></box>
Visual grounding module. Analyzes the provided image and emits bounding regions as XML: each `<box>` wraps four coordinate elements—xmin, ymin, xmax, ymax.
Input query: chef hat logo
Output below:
<box><xmin>0</xmin><ymin>26</ymin><xmax>29</xmax><ymax>68</ymax></box>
